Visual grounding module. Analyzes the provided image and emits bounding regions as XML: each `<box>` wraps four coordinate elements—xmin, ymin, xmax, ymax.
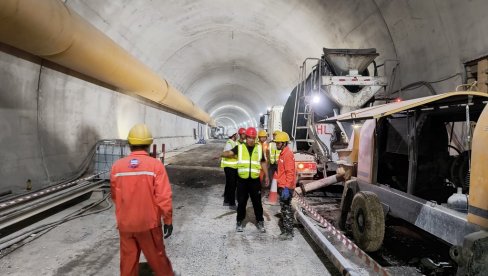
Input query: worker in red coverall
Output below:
<box><xmin>272</xmin><ymin>131</ymin><xmax>296</xmax><ymax>240</ymax></box>
<box><xmin>111</xmin><ymin>123</ymin><xmax>174</xmax><ymax>276</ymax></box>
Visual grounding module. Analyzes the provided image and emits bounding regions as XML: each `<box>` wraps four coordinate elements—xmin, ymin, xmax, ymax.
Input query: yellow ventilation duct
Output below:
<box><xmin>0</xmin><ymin>0</ymin><xmax>215</xmax><ymax>126</ymax></box>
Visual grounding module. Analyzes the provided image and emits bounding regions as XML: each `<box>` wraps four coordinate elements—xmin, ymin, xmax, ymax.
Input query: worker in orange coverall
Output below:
<box><xmin>272</xmin><ymin>131</ymin><xmax>296</xmax><ymax>240</ymax></box>
<box><xmin>111</xmin><ymin>123</ymin><xmax>174</xmax><ymax>276</ymax></box>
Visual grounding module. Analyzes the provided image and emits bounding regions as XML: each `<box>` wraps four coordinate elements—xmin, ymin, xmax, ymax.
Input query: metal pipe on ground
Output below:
<box><xmin>0</xmin><ymin>0</ymin><xmax>215</xmax><ymax>126</ymax></box>
<box><xmin>295</xmin><ymin>208</ymin><xmax>360</xmax><ymax>276</ymax></box>
<box><xmin>0</xmin><ymin>179</ymin><xmax>106</xmax><ymax>230</ymax></box>
<box><xmin>296</xmin><ymin>173</ymin><xmax>344</xmax><ymax>195</ymax></box>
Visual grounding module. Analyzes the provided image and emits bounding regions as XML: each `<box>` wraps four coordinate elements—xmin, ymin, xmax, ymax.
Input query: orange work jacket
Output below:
<box><xmin>273</xmin><ymin>146</ymin><xmax>296</xmax><ymax>189</ymax></box>
<box><xmin>110</xmin><ymin>150</ymin><xmax>172</xmax><ymax>232</ymax></box>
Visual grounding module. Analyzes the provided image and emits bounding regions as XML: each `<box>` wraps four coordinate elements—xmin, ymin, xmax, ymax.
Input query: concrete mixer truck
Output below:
<box><xmin>284</xmin><ymin>48</ymin><xmax>488</xmax><ymax>274</ymax></box>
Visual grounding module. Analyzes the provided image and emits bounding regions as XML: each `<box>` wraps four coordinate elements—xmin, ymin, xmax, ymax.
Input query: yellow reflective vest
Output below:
<box><xmin>237</xmin><ymin>143</ymin><xmax>262</xmax><ymax>179</ymax></box>
<box><xmin>221</xmin><ymin>139</ymin><xmax>238</xmax><ymax>169</ymax></box>
<box><xmin>268</xmin><ymin>142</ymin><xmax>281</xmax><ymax>165</ymax></box>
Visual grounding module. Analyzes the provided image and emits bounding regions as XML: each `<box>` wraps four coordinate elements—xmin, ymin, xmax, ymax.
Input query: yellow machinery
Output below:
<box><xmin>468</xmin><ymin>104</ymin><xmax>488</xmax><ymax>228</ymax></box>
<box><xmin>325</xmin><ymin>91</ymin><xmax>488</xmax><ymax>275</ymax></box>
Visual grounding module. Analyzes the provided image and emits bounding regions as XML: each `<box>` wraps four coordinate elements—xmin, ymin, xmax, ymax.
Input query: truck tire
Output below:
<box><xmin>351</xmin><ymin>191</ymin><xmax>385</xmax><ymax>252</ymax></box>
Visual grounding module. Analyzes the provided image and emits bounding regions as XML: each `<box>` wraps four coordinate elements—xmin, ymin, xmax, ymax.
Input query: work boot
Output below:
<box><xmin>256</xmin><ymin>221</ymin><xmax>266</xmax><ymax>233</ymax></box>
<box><xmin>279</xmin><ymin>232</ymin><xmax>293</xmax><ymax>240</ymax></box>
<box><xmin>229</xmin><ymin>204</ymin><xmax>237</xmax><ymax>210</ymax></box>
<box><xmin>236</xmin><ymin>221</ymin><xmax>243</xmax><ymax>232</ymax></box>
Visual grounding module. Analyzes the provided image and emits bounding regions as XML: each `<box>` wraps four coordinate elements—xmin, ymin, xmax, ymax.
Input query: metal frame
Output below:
<box><xmin>345</xmin><ymin>179</ymin><xmax>482</xmax><ymax>246</ymax></box>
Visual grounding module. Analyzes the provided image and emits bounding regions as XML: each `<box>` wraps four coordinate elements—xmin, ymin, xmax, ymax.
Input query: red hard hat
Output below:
<box><xmin>245</xmin><ymin>127</ymin><xmax>257</xmax><ymax>138</ymax></box>
<box><xmin>238</xmin><ymin>128</ymin><xmax>246</xmax><ymax>135</ymax></box>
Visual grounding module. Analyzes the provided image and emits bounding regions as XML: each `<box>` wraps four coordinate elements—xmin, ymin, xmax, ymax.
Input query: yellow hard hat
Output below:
<box><xmin>274</xmin><ymin>131</ymin><xmax>290</xmax><ymax>142</ymax></box>
<box><xmin>258</xmin><ymin>130</ymin><xmax>267</xmax><ymax>137</ymax></box>
<box><xmin>272</xmin><ymin>130</ymin><xmax>280</xmax><ymax>136</ymax></box>
<box><xmin>127</xmin><ymin>124</ymin><xmax>153</xmax><ymax>145</ymax></box>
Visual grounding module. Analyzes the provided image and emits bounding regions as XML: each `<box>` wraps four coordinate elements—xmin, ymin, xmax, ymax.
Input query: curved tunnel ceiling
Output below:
<box><xmin>71</xmin><ymin>0</ymin><xmax>396</xmax><ymax>128</ymax></box>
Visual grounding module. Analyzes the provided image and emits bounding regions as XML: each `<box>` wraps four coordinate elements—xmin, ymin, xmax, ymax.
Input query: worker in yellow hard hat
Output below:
<box><xmin>111</xmin><ymin>123</ymin><xmax>175</xmax><ymax>275</ymax></box>
<box><xmin>272</xmin><ymin>131</ymin><xmax>296</xmax><ymax>240</ymax></box>
<box><xmin>267</xmin><ymin>130</ymin><xmax>282</xmax><ymax>188</ymax></box>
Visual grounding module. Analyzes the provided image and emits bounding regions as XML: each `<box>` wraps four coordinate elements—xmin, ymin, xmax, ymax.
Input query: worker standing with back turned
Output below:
<box><xmin>111</xmin><ymin>123</ymin><xmax>174</xmax><ymax>276</ymax></box>
<box><xmin>221</xmin><ymin>127</ymin><xmax>269</xmax><ymax>233</ymax></box>
<box><xmin>273</xmin><ymin>131</ymin><xmax>296</xmax><ymax>240</ymax></box>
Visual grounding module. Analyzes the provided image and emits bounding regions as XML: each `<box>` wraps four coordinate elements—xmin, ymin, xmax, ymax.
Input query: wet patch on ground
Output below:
<box><xmin>166</xmin><ymin>166</ymin><xmax>224</xmax><ymax>188</ymax></box>
<box><xmin>166</xmin><ymin>143</ymin><xmax>223</xmax><ymax>167</ymax></box>
<box><xmin>54</xmin><ymin>236</ymin><xmax>119</xmax><ymax>276</ymax></box>
<box><xmin>165</xmin><ymin>143</ymin><xmax>226</xmax><ymax>188</ymax></box>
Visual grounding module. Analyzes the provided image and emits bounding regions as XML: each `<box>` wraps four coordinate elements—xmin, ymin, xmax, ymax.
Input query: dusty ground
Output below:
<box><xmin>0</xmin><ymin>141</ymin><xmax>338</xmax><ymax>276</ymax></box>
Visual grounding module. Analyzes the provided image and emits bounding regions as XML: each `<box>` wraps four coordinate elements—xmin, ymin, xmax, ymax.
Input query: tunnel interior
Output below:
<box><xmin>1</xmin><ymin>0</ymin><xmax>488</xmax><ymax>193</ymax></box>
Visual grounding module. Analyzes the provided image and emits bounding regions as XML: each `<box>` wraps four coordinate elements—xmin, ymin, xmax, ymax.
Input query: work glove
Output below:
<box><xmin>163</xmin><ymin>224</ymin><xmax>173</xmax><ymax>239</ymax></box>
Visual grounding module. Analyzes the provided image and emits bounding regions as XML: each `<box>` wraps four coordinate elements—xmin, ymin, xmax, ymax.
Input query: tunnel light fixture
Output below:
<box><xmin>312</xmin><ymin>94</ymin><xmax>320</xmax><ymax>104</ymax></box>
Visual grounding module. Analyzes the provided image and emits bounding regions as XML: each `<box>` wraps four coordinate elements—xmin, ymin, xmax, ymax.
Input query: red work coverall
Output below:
<box><xmin>111</xmin><ymin>150</ymin><xmax>174</xmax><ymax>276</ymax></box>
<box><xmin>274</xmin><ymin>146</ymin><xmax>296</xmax><ymax>189</ymax></box>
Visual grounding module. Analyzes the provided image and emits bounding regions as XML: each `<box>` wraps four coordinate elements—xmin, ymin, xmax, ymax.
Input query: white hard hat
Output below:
<box><xmin>226</xmin><ymin>128</ymin><xmax>237</xmax><ymax>137</ymax></box>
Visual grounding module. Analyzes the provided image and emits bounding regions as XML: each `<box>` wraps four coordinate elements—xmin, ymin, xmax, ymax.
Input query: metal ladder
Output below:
<box><xmin>291</xmin><ymin>58</ymin><xmax>322</xmax><ymax>149</ymax></box>
<box><xmin>291</xmin><ymin>58</ymin><xmax>330</xmax><ymax>166</ymax></box>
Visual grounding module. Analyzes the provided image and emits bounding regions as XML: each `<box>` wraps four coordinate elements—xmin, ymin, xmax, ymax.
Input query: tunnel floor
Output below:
<box><xmin>0</xmin><ymin>142</ymin><xmax>338</xmax><ymax>276</ymax></box>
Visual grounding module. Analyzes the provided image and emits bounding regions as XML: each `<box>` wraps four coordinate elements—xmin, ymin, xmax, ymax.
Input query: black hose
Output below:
<box><xmin>389</xmin><ymin>73</ymin><xmax>462</xmax><ymax>97</ymax></box>
<box><xmin>448</xmin><ymin>145</ymin><xmax>462</xmax><ymax>155</ymax></box>
<box><xmin>0</xmin><ymin>192</ymin><xmax>112</xmax><ymax>256</ymax></box>
<box><xmin>0</xmin><ymin>190</ymin><xmax>12</xmax><ymax>198</ymax></box>
<box><xmin>390</xmin><ymin>81</ymin><xmax>437</xmax><ymax>96</ymax></box>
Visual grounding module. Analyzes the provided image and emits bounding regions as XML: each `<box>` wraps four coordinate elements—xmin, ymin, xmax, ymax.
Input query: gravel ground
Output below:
<box><xmin>0</xmin><ymin>142</ymin><xmax>337</xmax><ymax>275</ymax></box>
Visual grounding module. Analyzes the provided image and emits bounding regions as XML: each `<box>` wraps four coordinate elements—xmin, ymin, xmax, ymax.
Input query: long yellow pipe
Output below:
<box><xmin>0</xmin><ymin>0</ymin><xmax>215</xmax><ymax>126</ymax></box>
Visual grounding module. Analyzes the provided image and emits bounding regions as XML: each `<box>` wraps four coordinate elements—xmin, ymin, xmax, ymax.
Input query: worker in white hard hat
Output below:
<box><xmin>111</xmin><ymin>123</ymin><xmax>174</xmax><ymax>276</ymax></box>
<box><xmin>221</xmin><ymin>128</ymin><xmax>238</xmax><ymax>209</ymax></box>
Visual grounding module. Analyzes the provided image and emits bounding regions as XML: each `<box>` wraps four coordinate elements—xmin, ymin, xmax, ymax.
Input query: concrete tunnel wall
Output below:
<box><xmin>0</xmin><ymin>0</ymin><xmax>487</xmax><ymax>192</ymax></box>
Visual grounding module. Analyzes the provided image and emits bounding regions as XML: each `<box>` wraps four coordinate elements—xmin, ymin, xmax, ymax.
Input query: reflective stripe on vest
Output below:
<box><xmin>221</xmin><ymin>139</ymin><xmax>238</xmax><ymax>168</ymax></box>
<box><xmin>237</xmin><ymin>144</ymin><xmax>262</xmax><ymax>179</ymax></box>
<box><xmin>269</xmin><ymin>142</ymin><xmax>281</xmax><ymax>164</ymax></box>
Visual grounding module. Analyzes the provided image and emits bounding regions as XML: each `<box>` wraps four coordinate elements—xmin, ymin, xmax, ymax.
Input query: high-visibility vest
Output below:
<box><xmin>221</xmin><ymin>139</ymin><xmax>238</xmax><ymax>168</ymax></box>
<box><xmin>268</xmin><ymin>142</ymin><xmax>281</xmax><ymax>165</ymax></box>
<box><xmin>237</xmin><ymin>144</ymin><xmax>262</xmax><ymax>179</ymax></box>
